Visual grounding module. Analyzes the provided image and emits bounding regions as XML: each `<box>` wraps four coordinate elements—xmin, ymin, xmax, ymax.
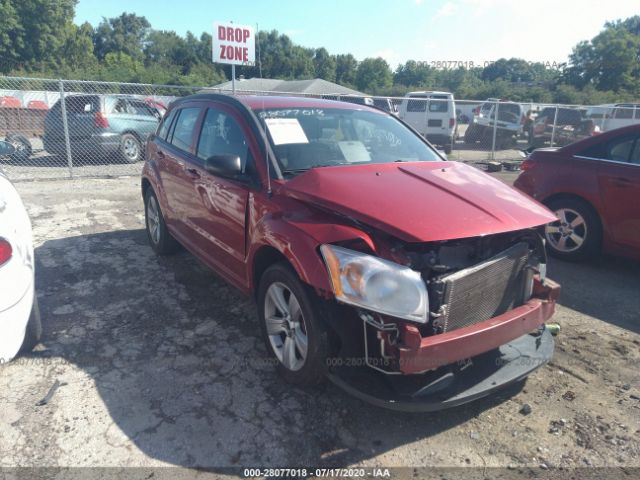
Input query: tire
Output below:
<box><xmin>120</xmin><ymin>133</ymin><xmax>142</xmax><ymax>163</ymax></box>
<box><xmin>257</xmin><ymin>262</ymin><xmax>330</xmax><ymax>386</ymax></box>
<box><xmin>443</xmin><ymin>143</ymin><xmax>452</xmax><ymax>154</ymax></box>
<box><xmin>6</xmin><ymin>134</ymin><xmax>32</xmax><ymax>162</ymax></box>
<box><xmin>464</xmin><ymin>125</ymin><xmax>479</xmax><ymax>144</ymax></box>
<box><xmin>544</xmin><ymin>197</ymin><xmax>602</xmax><ymax>261</ymax></box>
<box><xmin>20</xmin><ymin>296</ymin><xmax>42</xmax><ymax>353</ymax></box>
<box><xmin>144</xmin><ymin>188</ymin><xmax>179</xmax><ymax>255</ymax></box>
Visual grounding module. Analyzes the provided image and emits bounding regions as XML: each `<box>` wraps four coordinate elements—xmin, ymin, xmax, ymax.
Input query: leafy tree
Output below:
<box><xmin>313</xmin><ymin>48</ymin><xmax>336</xmax><ymax>82</ymax></box>
<box><xmin>335</xmin><ymin>54</ymin><xmax>358</xmax><ymax>86</ymax></box>
<box><xmin>93</xmin><ymin>13</ymin><xmax>150</xmax><ymax>61</ymax></box>
<box><xmin>355</xmin><ymin>57</ymin><xmax>392</xmax><ymax>93</ymax></box>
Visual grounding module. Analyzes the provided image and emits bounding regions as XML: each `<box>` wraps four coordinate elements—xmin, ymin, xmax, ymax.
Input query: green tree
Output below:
<box><xmin>335</xmin><ymin>54</ymin><xmax>358</xmax><ymax>86</ymax></box>
<box><xmin>355</xmin><ymin>57</ymin><xmax>392</xmax><ymax>93</ymax></box>
<box><xmin>93</xmin><ymin>13</ymin><xmax>150</xmax><ymax>61</ymax></box>
<box><xmin>313</xmin><ymin>48</ymin><xmax>336</xmax><ymax>82</ymax></box>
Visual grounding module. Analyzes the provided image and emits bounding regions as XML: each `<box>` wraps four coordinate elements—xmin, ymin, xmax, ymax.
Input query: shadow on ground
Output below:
<box><xmin>548</xmin><ymin>255</ymin><xmax>640</xmax><ymax>334</ymax></box>
<box><xmin>29</xmin><ymin>228</ymin><xmax>532</xmax><ymax>469</ymax></box>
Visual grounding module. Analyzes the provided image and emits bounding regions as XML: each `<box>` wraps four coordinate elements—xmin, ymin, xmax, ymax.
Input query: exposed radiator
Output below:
<box><xmin>431</xmin><ymin>242</ymin><xmax>532</xmax><ymax>333</ymax></box>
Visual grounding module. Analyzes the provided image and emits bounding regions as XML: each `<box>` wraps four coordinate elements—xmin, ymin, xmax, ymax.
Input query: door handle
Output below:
<box><xmin>185</xmin><ymin>168</ymin><xmax>201</xmax><ymax>179</ymax></box>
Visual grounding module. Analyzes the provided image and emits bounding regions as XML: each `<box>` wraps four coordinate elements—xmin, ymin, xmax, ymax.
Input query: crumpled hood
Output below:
<box><xmin>279</xmin><ymin>161</ymin><xmax>556</xmax><ymax>242</ymax></box>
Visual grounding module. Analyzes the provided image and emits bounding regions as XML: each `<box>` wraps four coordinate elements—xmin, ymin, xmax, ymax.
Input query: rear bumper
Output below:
<box><xmin>327</xmin><ymin>328</ymin><xmax>553</xmax><ymax>412</ymax></box>
<box><xmin>397</xmin><ymin>279</ymin><xmax>559</xmax><ymax>374</ymax></box>
<box><xmin>424</xmin><ymin>134</ymin><xmax>453</xmax><ymax>146</ymax></box>
<box><xmin>0</xmin><ymin>282</ymin><xmax>34</xmax><ymax>363</ymax></box>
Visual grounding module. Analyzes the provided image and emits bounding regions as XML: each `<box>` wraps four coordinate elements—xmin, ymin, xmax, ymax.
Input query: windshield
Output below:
<box><xmin>254</xmin><ymin>107</ymin><xmax>441</xmax><ymax>176</ymax></box>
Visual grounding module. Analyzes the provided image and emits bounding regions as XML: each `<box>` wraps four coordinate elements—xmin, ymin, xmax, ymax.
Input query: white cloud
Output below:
<box><xmin>433</xmin><ymin>1</ymin><xmax>457</xmax><ymax>19</ymax></box>
<box><xmin>415</xmin><ymin>0</ymin><xmax>425</xmax><ymax>5</ymax></box>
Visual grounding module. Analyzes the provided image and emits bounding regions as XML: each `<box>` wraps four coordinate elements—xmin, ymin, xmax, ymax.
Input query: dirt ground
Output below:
<box><xmin>0</xmin><ymin>174</ymin><xmax>638</xmax><ymax>476</ymax></box>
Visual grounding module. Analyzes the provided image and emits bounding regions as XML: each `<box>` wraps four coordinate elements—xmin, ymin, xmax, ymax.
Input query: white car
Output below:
<box><xmin>0</xmin><ymin>140</ymin><xmax>41</xmax><ymax>363</ymax></box>
<box><xmin>398</xmin><ymin>91</ymin><xmax>457</xmax><ymax>153</ymax></box>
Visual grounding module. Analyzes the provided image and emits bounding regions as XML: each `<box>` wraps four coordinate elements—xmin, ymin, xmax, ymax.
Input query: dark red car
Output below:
<box><xmin>141</xmin><ymin>94</ymin><xmax>559</xmax><ymax>411</ymax></box>
<box><xmin>515</xmin><ymin>124</ymin><xmax>640</xmax><ymax>261</ymax></box>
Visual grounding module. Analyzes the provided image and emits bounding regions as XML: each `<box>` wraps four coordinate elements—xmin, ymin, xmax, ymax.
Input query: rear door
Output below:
<box><xmin>425</xmin><ymin>95</ymin><xmax>454</xmax><ymax>139</ymax></box>
<box><xmin>64</xmin><ymin>95</ymin><xmax>101</xmax><ymax>146</ymax></box>
<box><xmin>400</xmin><ymin>94</ymin><xmax>429</xmax><ymax>134</ymax></box>
<box><xmin>595</xmin><ymin>134</ymin><xmax>640</xmax><ymax>250</ymax></box>
<box><xmin>156</xmin><ymin>104</ymin><xmax>204</xmax><ymax>239</ymax></box>
<box><xmin>606</xmin><ymin>105</ymin><xmax>636</xmax><ymax>131</ymax></box>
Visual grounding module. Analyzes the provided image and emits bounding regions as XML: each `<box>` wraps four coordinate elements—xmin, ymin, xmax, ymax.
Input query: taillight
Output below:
<box><xmin>95</xmin><ymin>112</ymin><xmax>109</xmax><ymax>128</ymax></box>
<box><xmin>521</xmin><ymin>158</ymin><xmax>536</xmax><ymax>171</ymax></box>
<box><xmin>0</xmin><ymin>238</ymin><xmax>12</xmax><ymax>266</ymax></box>
<box><xmin>449</xmin><ymin>118</ymin><xmax>455</xmax><ymax>128</ymax></box>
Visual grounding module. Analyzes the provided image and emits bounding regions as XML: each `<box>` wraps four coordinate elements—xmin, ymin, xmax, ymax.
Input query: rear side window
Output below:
<box><xmin>613</xmin><ymin>105</ymin><xmax>634</xmax><ymax>119</ymax></box>
<box><xmin>157</xmin><ymin>109</ymin><xmax>177</xmax><ymax>140</ymax></box>
<box><xmin>169</xmin><ymin>107</ymin><xmax>201</xmax><ymax>152</ymax></box>
<box><xmin>407</xmin><ymin>96</ymin><xmax>427</xmax><ymax>112</ymax></box>
<box><xmin>65</xmin><ymin>96</ymin><xmax>100</xmax><ymax>113</ymax></box>
<box><xmin>129</xmin><ymin>101</ymin><xmax>158</xmax><ymax>117</ymax></box>
<box><xmin>579</xmin><ymin>134</ymin><xmax>638</xmax><ymax>162</ymax></box>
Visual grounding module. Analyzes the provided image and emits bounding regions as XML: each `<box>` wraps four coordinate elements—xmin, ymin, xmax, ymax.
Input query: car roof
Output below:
<box><xmin>178</xmin><ymin>93</ymin><xmax>384</xmax><ymax>113</ymax></box>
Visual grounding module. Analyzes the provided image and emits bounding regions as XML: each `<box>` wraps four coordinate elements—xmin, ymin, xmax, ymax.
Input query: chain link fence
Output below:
<box><xmin>1</xmin><ymin>76</ymin><xmax>638</xmax><ymax>181</ymax></box>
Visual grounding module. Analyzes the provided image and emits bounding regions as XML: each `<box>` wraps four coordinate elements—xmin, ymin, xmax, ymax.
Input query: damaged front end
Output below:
<box><xmin>322</xmin><ymin>228</ymin><xmax>560</xmax><ymax>411</ymax></box>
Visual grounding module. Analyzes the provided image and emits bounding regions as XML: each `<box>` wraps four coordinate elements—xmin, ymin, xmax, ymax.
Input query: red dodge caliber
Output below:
<box><xmin>141</xmin><ymin>94</ymin><xmax>560</xmax><ymax>411</ymax></box>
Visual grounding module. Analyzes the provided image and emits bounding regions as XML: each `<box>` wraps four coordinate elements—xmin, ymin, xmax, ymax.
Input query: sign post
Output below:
<box><xmin>212</xmin><ymin>22</ymin><xmax>256</xmax><ymax>94</ymax></box>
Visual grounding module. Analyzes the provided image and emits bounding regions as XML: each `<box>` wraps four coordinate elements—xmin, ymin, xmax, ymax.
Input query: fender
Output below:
<box><xmin>141</xmin><ymin>159</ymin><xmax>171</xmax><ymax>219</ymax></box>
<box><xmin>247</xmin><ymin>211</ymin><xmax>376</xmax><ymax>296</ymax></box>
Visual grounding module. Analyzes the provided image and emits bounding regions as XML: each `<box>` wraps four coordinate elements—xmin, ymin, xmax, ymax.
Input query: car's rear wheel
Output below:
<box><xmin>544</xmin><ymin>198</ymin><xmax>601</xmax><ymax>260</ymax></box>
<box><xmin>145</xmin><ymin>188</ymin><xmax>179</xmax><ymax>255</ymax></box>
<box><xmin>120</xmin><ymin>133</ymin><xmax>142</xmax><ymax>163</ymax></box>
<box><xmin>464</xmin><ymin>125</ymin><xmax>479</xmax><ymax>143</ymax></box>
<box><xmin>257</xmin><ymin>263</ymin><xmax>330</xmax><ymax>386</ymax></box>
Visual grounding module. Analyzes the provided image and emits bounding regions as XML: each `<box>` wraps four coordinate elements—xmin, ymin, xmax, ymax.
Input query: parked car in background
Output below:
<box><xmin>398</xmin><ymin>91</ymin><xmax>457</xmax><ymax>153</ymax></box>
<box><xmin>602</xmin><ymin>104</ymin><xmax>640</xmax><ymax>131</ymax></box>
<box><xmin>529</xmin><ymin>107</ymin><xmax>599</xmax><ymax>147</ymax></box>
<box><xmin>465</xmin><ymin>100</ymin><xmax>526</xmax><ymax>149</ymax></box>
<box><xmin>372</xmin><ymin>97</ymin><xmax>398</xmax><ymax>115</ymax></box>
<box><xmin>0</xmin><ymin>141</ymin><xmax>41</xmax><ymax>363</ymax></box>
<box><xmin>142</xmin><ymin>93</ymin><xmax>559</xmax><ymax>411</ymax></box>
<box><xmin>43</xmin><ymin>94</ymin><xmax>161</xmax><ymax>163</ymax></box>
<box><xmin>515</xmin><ymin>124</ymin><xmax>640</xmax><ymax>261</ymax></box>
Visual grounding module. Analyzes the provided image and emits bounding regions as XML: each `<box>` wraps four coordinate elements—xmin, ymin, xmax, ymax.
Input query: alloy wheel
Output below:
<box><xmin>147</xmin><ymin>195</ymin><xmax>161</xmax><ymax>245</ymax></box>
<box><xmin>546</xmin><ymin>207</ymin><xmax>587</xmax><ymax>253</ymax></box>
<box><xmin>264</xmin><ymin>282</ymin><xmax>308</xmax><ymax>371</ymax></box>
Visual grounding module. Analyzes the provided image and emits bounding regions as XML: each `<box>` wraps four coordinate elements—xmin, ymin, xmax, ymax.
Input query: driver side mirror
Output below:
<box><xmin>0</xmin><ymin>140</ymin><xmax>16</xmax><ymax>157</ymax></box>
<box><xmin>204</xmin><ymin>154</ymin><xmax>242</xmax><ymax>178</ymax></box>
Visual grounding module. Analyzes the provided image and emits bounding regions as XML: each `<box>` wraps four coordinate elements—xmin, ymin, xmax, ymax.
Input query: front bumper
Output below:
<box><xmin>327</xmin><ymin>279</ymin><xmax>559</xmax><ymax>411</ymax></box>
<box><xmin>327</xmin><ymin>328</ymin><xmax>554</xmax><ymax>412</ymax></box>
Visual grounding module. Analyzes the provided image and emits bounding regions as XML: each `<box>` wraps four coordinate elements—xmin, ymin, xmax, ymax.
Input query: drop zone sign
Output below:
<box><xmin>212</xmin><ymin>22</ymin><xmax>255</xmax><ymax>65</ymax></box>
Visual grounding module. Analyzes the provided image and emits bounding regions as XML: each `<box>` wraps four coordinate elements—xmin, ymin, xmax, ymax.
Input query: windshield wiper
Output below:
<box><xmin>281</xmin><ymin>164</ymin><xmax>334</xmax><ymax>175</ymax></box>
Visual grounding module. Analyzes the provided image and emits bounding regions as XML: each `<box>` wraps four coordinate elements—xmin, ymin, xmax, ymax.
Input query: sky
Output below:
<box><xmin>75</xmin><ymin>0</ymin><xmax>639</xmax><ymax>69</ymax></box>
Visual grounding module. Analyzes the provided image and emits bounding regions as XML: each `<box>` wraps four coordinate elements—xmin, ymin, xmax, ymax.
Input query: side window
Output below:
<box><xmin>170</xmin><ymin>107</ymin><xmax>201</xmax><ymax>152</ymax></box>
<box><xmin>157</xmin><ymin>109</ymin><xmax>177</xmax><ymax>140</ymax></box>
<box><xmin>196</xmin><ymin>108</ymin><xmax>250</xmax><ymax>172</ymax></box>
<box><xmin>113</xmin><ymin>99</ymin><xmax>128</xmax><ymax>114</ymax></box>
<box><xmin>630</xmin><ymin>141</ymin><xmax>640</xmax><ymax>165</ymax></box>
<box><xmin>614</xmin><ymin>106</ymin><xmax>633</xmax><ymax>119</ymax></box>
<box><xmin>606</xmin><ymin>136</ymin><xmax>636</xmax><ymax>162</ymax></box>
<box><xmin>129</xmin><ymin>101</ymin><xmax>158</xmax><ymax>117</ymax></box>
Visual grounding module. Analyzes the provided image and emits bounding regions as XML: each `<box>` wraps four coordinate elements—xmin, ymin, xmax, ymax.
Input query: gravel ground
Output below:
<box><xmin>0</xmin><ymin>174</ymin><xmax>638</xmax><ymax>476</ymax></box>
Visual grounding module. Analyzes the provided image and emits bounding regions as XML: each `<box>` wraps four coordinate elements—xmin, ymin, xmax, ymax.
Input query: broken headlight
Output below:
<box><xmin>320</xmin><ymin>244</ymin><xmax>428</xmax><ymax>323</ymax></box>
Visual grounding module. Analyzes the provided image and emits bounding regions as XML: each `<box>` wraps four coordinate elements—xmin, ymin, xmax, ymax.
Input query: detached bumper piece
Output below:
<box><xmin>326</xmin><ymin>329</ymin><xmax>553</xmax><ymax>412</ymax></box>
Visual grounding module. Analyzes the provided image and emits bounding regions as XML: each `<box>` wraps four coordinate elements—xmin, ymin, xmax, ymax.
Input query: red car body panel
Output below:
<box><xmin>282</xmin><ymin>161</ymin><xmax>556</xmax><ymax>242</ymax></box>
<box><xmin>515</xmin><ymin>125</ymin><xmax>640</xmax><ymax>260</ymax></box>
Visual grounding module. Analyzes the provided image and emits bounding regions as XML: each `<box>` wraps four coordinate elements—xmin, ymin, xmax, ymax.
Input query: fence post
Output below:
<box><xmin>550</xmin><ymin>105</ymin><xmax>559</xmax><ymax>147</ymax></box>
<box><xmin>58</xmin><ymin>80</ymin><xmax>74</xmax><ymax>178</ymax></box>
<box><xmin>490</xmin><ymin>101</ymin><xmax>499</xmax><ymax>160</ymax></box>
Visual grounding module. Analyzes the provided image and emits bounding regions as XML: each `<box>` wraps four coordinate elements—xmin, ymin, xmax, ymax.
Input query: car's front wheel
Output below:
<box><xmin>145</xmin><ymin>188</ymin><xmax>179</xmax><ymax>255</ymax></box>
<box><xmin>257</xmin><ymin>263</ymin><xmax>330</xmax><ymax>386</ymax></box>
<box><xmin>544</xmin><ymin>198</ymin><xmax>601</xmax><ymax>260</ymax></box>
